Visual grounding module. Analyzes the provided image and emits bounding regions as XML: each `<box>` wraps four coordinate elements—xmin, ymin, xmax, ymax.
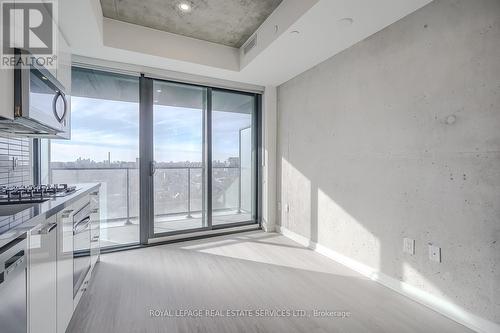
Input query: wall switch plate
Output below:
<box><xmin>428</xmin><ymin>243</ymin><xmax>441</xmax><ymax>263</ymax></box>
<box><xmin>403</xmin><ymin>238</ymin><xmax>415</xmax><ymax>255</ymax></box>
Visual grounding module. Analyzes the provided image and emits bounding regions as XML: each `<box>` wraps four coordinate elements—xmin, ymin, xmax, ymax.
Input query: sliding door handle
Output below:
<box><xmin>150</xmin><ymin>161</ymin><xmax>157</xmax><ymax>176</ymax></box>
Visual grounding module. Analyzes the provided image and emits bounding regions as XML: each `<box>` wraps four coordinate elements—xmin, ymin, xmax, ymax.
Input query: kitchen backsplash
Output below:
<box><xmin>0</xmin><ymin>134</ymin><xmax>33</xmax><ymax>233</ymax></box>
<box><xmin>0</xmin><ymin>133</ymin><xmax>32</xmax><ymax>187</ymax></box>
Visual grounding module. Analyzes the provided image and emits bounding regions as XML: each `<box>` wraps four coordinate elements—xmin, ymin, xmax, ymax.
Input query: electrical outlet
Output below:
<box><xmin>403</xmin><ymin>238</ymin><xmax>415</xmax><ymax>255</ymax></box>
<box><xmin>428</xmin><ymin>243</ymin><xmax>441</xmax><ymax>263</ymax></box>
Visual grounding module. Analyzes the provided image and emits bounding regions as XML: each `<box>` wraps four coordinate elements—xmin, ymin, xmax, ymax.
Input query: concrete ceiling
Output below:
<box><xmin>100</xmin><ymin>0</ymin><xmax>283</xmax><ymax>47</ymax></box>
<box><xmin>61</xmin><ymin>0</ymin><xmax>434</xmax><ymax>87</ymax></box>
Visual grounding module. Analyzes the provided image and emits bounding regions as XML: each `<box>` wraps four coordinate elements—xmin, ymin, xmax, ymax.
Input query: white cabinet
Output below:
<box><xmin>0</xmin><ymin>68</ymin><xmax>14</xmax><ymax>120</ymax></box>
<box><xmin>29</xmin><ymin>189</ymin><xmax>101</xmax><ymax>333</ymax></box>
<box><xmin>90</xmin><ymin>191</ymin><xmax>100</xmax><ymax>268</ymax></box>
<box><xmin>56</xmin><ymin>208</ymin><xmax>75</xmax><ymax>333</ymax></box>
<box><xmin>57</xmin><ymin>33</ymin><xmax>72</xmax><ymax>94</ymax></box>
<box><xmin>37</xmin><ymin>1</ymin><xmax>58</xmax><ymax>79</ymax></box>
<box><xmin>29</xmin><ymin>216</ymin><xmax>58</xmax><ymax>333</ymax></box>
<box><xmin>27</xmin><ymin>188</ymin><xmax>101</xmax><ymax>333</ymax></box>
<box><xmin>41</xmin><ymin>0</ymin><xmax>72</xmax><ymax>91</ymax></box>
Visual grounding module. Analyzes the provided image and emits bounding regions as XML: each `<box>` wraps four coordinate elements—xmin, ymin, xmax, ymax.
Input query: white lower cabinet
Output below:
<box><xmin>29</xmin><ymin>216</ymin><xmax>58</xmax><ymax>333</ymax></box>
<box><xmin>73</xmin><ymin>268</ymin><xmax>91</xmax><ymax>312</ymax></box>
<box><xmin>28</xmin><ymin>189</ymin><xmax>101</xmax><ymax>333</ymax></box>
<box><xmin>56</xmin><ymin>208</ymin><xmax>75</xmax><ymax>333</ymax></box>
<box><xmin>90</xmin><ymin>191</ymin><xmax>100</xmax><ymax>268</ymax></box>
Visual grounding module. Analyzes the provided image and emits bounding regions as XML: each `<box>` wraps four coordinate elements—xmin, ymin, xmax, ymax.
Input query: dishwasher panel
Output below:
<box><xmin>0</xmin><ymin>236</ymin><xmax>28</xmax><ymax>333</ymax></box>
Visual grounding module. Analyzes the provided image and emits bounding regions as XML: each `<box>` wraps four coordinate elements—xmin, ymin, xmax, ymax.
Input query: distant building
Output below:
<box><xmin>227</xmin><ymin>157</ymin><xmax>239</xmax><ymax>167</ymax></box>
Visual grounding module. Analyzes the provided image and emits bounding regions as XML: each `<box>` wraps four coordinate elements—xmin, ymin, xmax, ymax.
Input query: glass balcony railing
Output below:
<box><xmin>50</xmin><ymin>166</ymin><xmax>252</xmax><ymax>247</ymax></box>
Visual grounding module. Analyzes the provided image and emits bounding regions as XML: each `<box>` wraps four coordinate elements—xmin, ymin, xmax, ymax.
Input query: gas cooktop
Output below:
<box><xmin>0</xmin><ymin>184</ymin><xmax>78</xmax><ymax>204</ymax></box>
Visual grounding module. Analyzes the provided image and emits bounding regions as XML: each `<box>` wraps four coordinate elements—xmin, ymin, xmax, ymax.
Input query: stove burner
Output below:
<box><xmin>0</xmin><ymin>184</ymin><xmax>78</xmax><ymax>203</ymax></box>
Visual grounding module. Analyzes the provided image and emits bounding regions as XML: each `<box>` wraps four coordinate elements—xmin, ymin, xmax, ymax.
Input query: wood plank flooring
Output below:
<box><xmin>99</xmin><ymin>211</ymin><xmax>252</xmax><ymax>248</ymax></box>
<box><xmin>67</xmin><ymin>231</ymin><xmax>472</xmax><ymax>333</ymax></box>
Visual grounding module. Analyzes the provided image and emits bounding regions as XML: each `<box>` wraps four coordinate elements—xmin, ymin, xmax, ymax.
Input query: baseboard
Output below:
<box><xmin>261</xmin><ymin>219</ymin><xmax>276</xmax><ymax>232</ymax></box>
<box><xmin>276</xmin><ymin>225</ymin><xmax>500</xmax><ymax>333</ymax></box>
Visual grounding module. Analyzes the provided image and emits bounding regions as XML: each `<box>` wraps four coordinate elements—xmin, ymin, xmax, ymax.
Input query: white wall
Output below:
<box><xmin>239</xmin><ymin>0</ymin><xmax>319</xmax><ymax>68</ymax></box>
<box><xmin>103</xmin><ymin>18</ymin><xmax>240</xmax><ymax>71</ymax></box>
<box><xmin>262</xmin><ymin>86</ymin><xmax>277</xmax><ymax>232</ymax></box>
<box><xmin>277</xmin><ymin>0</ymin><xmax>500</xmax><ymax>328</ymax></box>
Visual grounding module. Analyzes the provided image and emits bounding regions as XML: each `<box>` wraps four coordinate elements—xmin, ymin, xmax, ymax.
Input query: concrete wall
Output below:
<box><xmin>277</xmin><ymin>0</ymin><xmax>500</xmax><ymax>326</ymax></box>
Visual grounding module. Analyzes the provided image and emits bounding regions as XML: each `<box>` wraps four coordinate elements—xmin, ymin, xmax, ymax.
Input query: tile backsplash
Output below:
<box><xmin>0</xmin><ymin>134</ymin><xmax>33</xmax><ymax>233</ymax></box>
<box><xmin>0</xmin><ymin>133</ymin><xmax>32</xmax><ymax>186</ymax></box>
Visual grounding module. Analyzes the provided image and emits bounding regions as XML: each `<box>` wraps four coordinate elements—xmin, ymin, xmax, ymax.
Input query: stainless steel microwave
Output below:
<box><xmin>0</xmin><ymin>49</ymin><xmax>70</xmax><ymax>139</ymax></box>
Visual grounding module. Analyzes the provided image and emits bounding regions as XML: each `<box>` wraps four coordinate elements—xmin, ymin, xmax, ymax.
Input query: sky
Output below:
<box><xmin>51</xmin><ymin>97</ymin><xmax>252</xmax><ymax>163</ymax></box>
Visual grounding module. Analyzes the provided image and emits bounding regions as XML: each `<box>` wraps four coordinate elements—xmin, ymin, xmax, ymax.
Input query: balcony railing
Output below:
<box><xmin>50</xmin><ymin>166</ymin><xmax>245</xmax><ymax>223</ymax></box>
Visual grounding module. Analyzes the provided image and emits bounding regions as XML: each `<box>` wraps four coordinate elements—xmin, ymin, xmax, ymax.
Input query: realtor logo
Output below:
<box><xmin>1</xmin><ymin>0</ymin><xmax>58</xmax><ymax>68</ymax></box>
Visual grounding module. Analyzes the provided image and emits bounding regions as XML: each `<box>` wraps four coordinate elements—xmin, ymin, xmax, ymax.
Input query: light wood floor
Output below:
<box><xmin>68</xmin><ymin>231</ymin><xmax>472</xmax><ymax>333</ymax></box>
<box><xmin>99</xmin><ymin>211</ymin><xmax>252</xmax><ymax>248</ymax></box>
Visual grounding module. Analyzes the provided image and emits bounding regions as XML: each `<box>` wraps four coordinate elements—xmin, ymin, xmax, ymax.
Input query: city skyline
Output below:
<box><xmin>50</xmin><ymin>156</ymin><xmax>241</xmax><ymax>168</ymax></box>
<box><xmin>51</xmin><ymin>96</ymin><xmax>252</xmax><ymax>163</ymax></box>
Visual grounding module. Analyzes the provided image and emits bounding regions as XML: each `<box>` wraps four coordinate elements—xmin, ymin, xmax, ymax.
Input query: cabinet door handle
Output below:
<box><xmin>62</xmin><ymin>209</ymin><xmax>74</xmax><ymax>218</ymax></box>
<box><xmin>47</xmin><ymin>223</ymin><xmax>57</xmax><ymax>233</ymax></box>
<box><xmin>73</xmin><ymin>217</ymin><xmax>90</xmax><ymax>234</ymax></box>
<box><xmin>38</xmin><ymin>223</ymin><xmax>57</xmax><ymax>234</ymax></box>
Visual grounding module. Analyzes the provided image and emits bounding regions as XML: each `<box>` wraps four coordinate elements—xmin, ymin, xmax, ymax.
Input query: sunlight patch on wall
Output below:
<box><xmin>317</xmin><ymin>188</ymin><xmax>381</xmax><ymax>270</ymax></box>
<box><xmin>402</xmin><ymin>262</ymin><xmax>445</xmax><ymax>298</ymax></box>
<box><xmin>281</xmin><ymin>158</ymin><xmax>311</xmax><ymax>238</ymax></box>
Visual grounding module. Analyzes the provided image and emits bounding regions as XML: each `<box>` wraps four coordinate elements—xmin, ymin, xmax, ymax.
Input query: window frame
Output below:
<box><xmin>34</xmin><ymin>66</ymin><xmax>263</xmax><ymax>252</ymax></box>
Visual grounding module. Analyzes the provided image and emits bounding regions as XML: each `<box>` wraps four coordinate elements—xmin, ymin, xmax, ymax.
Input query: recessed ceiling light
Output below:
<box><xmin>156</xmin><ymin>89</ymin><xmax>162</xmax><ymax>93</ymax></box>
<box><xmin>339</xmin><ymin>18</ymin><xmax>354</xmax><ymax>26</ymax></box>
<box><xmin>178</xmin><ymin>2</ymin><xmax>191</xmax><ymax>12</ymax></box>
<box><xmin>290</xmin><ymin>30</ymin><xmax>300</xmax><ymax>35</ymax></box>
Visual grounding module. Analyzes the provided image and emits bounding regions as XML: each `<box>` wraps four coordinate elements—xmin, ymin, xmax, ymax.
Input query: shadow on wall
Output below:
<box><xmin>278</xmin><ymin>152</ymin><xmax>499</xmax><ymax>326</ymax></box>
<box><xmin>276</xmin><ymin>0</ymin><xmax>500</xmax><ymax>326</ymax></box>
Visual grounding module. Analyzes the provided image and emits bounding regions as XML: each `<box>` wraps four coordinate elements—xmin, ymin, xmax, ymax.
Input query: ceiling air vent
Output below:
<box><xmin>243</xmin><ymin>35</ymin><xmax>257</xmax><ymax>55</ymax></box>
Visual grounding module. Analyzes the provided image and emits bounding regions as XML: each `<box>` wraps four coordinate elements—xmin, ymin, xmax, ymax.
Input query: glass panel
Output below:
<box><xmin>212</xmin><ymin>91</ymin><xmax>255</xmax><ymax>225</ymax></box>
<box><xmin>153</xmin><ymin>81</ymin><xmax>207</xmax><ymax>234</ymax></box>
<box><xmin>50</xmin><ymin>67</ymin><xmax>140</xmax><ymax>248</ymax></box>
<box><xmin>40</xmin><ymin>139</ymin><xmax>50</xmax><ymax>184</ymax></box>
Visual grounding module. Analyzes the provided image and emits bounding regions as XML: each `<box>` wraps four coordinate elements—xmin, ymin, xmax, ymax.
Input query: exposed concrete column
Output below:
<box><xmin>262</xmin><ymin>86</ymin><xmax>277</xmax><ymax>232</ymax></box>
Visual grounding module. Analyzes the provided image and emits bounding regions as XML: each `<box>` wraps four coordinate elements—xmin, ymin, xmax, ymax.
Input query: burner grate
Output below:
<box><xmin>0</xmin><ymin>184</ymin><xmax>77</xmax><ymax>202</ymax></box>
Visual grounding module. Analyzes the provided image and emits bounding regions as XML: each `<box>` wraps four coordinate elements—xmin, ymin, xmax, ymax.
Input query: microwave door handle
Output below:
<box><xmin>53</xmin><ymin>92</ymin><xmax>68</xmax><ymax>123</ymax></box>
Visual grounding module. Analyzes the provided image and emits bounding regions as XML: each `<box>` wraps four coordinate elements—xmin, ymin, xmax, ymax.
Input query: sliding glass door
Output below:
<box><xmin>48</xmin><ymin>67</ymin><xmax>259</xmax><ymax>248</ymax></box>
<box><xmin>212</xmin><ymin>90</ymin><xmax>256</xmax><ymax>226</ymax></box>
<box><xmin>50</xmin><ymin>68</ymin><xmax>140</xmax><ymax>248</ymax></box>
<box><xmin>152</xmin><ymin>81</ymin><xmax>207</xmax><ymax>234</ymax></box>
<box><xmin>144</xmin><ymin>80</ymin><xmax>258</xmax><ymax>239</ymax></box>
